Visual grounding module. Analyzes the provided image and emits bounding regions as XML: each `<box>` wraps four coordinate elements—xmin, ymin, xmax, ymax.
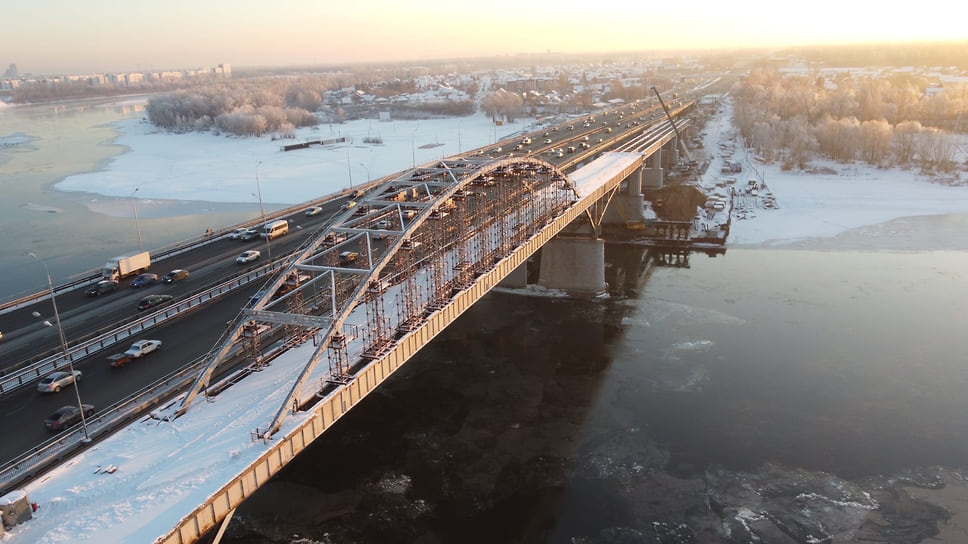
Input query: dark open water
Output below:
<box><xmin>217</xmin><ymin>241</ymin><xmax>968</xmax><ymax>544</ymax></box>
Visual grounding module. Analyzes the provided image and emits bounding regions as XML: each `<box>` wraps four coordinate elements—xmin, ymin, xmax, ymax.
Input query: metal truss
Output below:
<box><xmin>176</xmin><ymin>155</ymin><xmax>578</xmax><ymax>441</ymax></box>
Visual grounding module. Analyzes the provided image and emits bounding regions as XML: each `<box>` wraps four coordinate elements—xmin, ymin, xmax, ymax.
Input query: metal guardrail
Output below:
<box><xmin>0</xmin><ymin>187</ymin><xmax>369</xmax><ymax>317</ymax></box>
<box><xmin>0</xmin><ymin>355</ymin><xmax>207</xmax><ymax>496</ymax></box>
<box><xmin>0</xmin><ymin>326</ymin><xmax>293</xmax><ymax>497</ymax></box>
<box><xmin>0</xmin><ymin>259</ymin><xmax>287</xmax><ymax>398</ymax></box>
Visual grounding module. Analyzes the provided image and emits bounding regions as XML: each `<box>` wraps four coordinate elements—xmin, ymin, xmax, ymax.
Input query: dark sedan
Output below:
<box><xmin>129</xmin><ymin>273</ymin><xmax>158</xmax><ymax>288</ymax></box>
<box><xmin>137</xmin><ymin>294</ymin><xmax>173</xmax><ymax>311</ymax></box>
<box><xmin>85</xmin><ymin>280</ymin><xmax>119</xmax><ymax>297</ymax></box>
<box><xmin>44</xmin><ymin>404</ymin><xmax>95</xmax><ymax>432</ymax></box>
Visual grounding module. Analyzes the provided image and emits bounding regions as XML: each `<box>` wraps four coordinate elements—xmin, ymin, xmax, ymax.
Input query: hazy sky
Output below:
<box><xmin>3</xmin><ymin>0</ymin><xmax>965</xmax><ymax>75</ymax></box>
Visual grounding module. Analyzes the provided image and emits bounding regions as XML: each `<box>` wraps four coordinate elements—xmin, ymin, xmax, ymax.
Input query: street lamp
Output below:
<box><xmin>359</xmin><ymin>162</ymin><xmax>370</xmax><ymax>183</ymax></box>
<box><xmin>131</xmin><ymin>187</ymin><xmax>143</xmax><ymax>251</ymax></box>
<box><xmin>254</xmin><ymin>161</ymin><xmax>271</xmax><ymax>261</ymax></box>
<box><xmin>29</xmin><ymin>252</ymin><xmax>91</xmax><ymax>443</ymax></box>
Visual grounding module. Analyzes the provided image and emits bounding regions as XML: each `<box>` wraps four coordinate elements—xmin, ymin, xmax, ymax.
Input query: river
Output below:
<box><xmin>0</xmin><ymin>98</ymin><xmax>257</xmax><ymax>300</ymax></box>
<box><xmin>216</xmin><ymin>241</ymin><xmax>968</xmax><ymax>543</ymax></box>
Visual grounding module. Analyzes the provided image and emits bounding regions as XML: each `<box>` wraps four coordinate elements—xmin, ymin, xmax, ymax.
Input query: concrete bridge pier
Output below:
<box><xmin>537</xmin><ymin>236</ymin><xmax>607</xmax><ymax>297</ymax></box>
<box><xmin>643</xmin><ymin>151</ymin><xmax>664</xmax><ymax>189</ymax></box>
<box><xmin>498</xmin><ymin>262</ymin><xmax>529</xmax><ymax>289</ymax></box>
<box><xmin>661</xmin><ymin>139</ymin><xmax>679</xmax><ymax>170</ymax></box>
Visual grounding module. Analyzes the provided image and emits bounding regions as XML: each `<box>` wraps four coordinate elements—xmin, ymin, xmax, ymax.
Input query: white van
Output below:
<box><xmin>261</xmin><ymin>219</ymin><xmax>289</xmax><ymax>240</ymax></box>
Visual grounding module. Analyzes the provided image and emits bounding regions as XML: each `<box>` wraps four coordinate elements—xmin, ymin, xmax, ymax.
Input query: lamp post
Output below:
<box><xmin>131</xmin><ymin>187</ymin><xmax>143</xmax><ymax>251</ymax></box>
<box><xmin>29</xmin><ymin>252</ymin><xmax>91</xmax><ymax>443</ymax></box>
<box><xmin>346</xmin><ymin>152</ymin><xmax>353</xmax><ymax>188</ymax></box>
<box><xmin>359</xmin><ymin>162</ymin><xmax>370</xmax><ymax>183</ymax></box>
<box><xmin>254</xmin><ymin>161</ymin><xmax>271</xmax><ymax>261</ymax></box>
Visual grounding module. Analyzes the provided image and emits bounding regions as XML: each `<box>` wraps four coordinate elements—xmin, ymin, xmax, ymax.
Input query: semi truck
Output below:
<box><xmin>102</xmin><ymin>251</ymin><xmax>151</xmax><ymax>281</ymax></box>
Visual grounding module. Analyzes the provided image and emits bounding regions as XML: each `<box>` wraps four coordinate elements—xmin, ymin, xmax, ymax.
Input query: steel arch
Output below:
<box><xmin>178</xmin><ymin>156</ymin><xmax>578</xmax><ymax>437</ymax></box>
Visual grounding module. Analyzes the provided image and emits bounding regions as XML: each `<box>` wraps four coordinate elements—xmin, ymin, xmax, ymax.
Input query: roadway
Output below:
<box><xmin>0</xmin><ymin>198</ymin><xmax>351</xmax><ymax>461</ymax></box>
<box><xmin>0</xmin><ymin>93</ymin><xmax>697</xmax><ymax>465</ymax></box>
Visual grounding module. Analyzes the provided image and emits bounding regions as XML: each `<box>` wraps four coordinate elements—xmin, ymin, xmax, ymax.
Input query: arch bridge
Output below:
<box><xmin>8</xmin><ymin>101</ymin><xmax>695</xmax><ymax>544</ymax></box>
<box><xmin>160</xmin><ymin>114</ymin><xmax>691</xmax><ymax>544</ymax></box>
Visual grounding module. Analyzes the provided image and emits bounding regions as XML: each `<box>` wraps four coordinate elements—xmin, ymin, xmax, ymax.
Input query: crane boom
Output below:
<box><xmin>651</xmin><ymin>85</ymin><xmax>690</xmax><ymax>160</ymax></box>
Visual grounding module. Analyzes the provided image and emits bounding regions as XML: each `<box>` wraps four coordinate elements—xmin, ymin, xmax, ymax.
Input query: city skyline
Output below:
<box><xmin>3</xmin><ymin>0</ymin><xmax>966</xmax><ymax>75</ymax></box>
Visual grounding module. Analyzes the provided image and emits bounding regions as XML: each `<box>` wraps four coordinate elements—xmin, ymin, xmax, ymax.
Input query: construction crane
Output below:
<box><xmin>651</xmin><ymin>85</ymin><xmax>692</xmax><ymax>161</ymax></box>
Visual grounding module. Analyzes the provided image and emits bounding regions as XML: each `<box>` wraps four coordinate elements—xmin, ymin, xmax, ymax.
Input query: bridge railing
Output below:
<box><xmin>0</xmin><ymin>186</ymin><xmax>372</xmax><ymax>317</ymax></box>
<box><xmin>0</xmin><ymin>353</ymin><xmax>208</xmax><ymax>496</ymax></box>
<box><xmin>0</xmin><ymin>321</ymin><xmax>296</xmax><ymax>497</ymax></box>
<box><xmin>0</xmin><ymin>259</ymin><xmax>288</xmax><ymax>398</ymax></box>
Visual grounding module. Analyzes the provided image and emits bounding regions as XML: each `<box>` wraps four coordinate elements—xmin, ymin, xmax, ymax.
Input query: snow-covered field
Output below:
<box><xmin>56</xmin><ymin>112</ymin><xmax>533</xmax><ymax>207</ymax></box>
<box><xmin>697</xmin><ymin>103</ymin><xmax>968</xmax><ymax>249</ymax></box>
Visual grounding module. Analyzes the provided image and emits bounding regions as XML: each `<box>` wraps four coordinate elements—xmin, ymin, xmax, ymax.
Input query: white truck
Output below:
<box><xmin>102</xmin><ymin>251</ymin><xmax>151</xmax><ymax>281</ymax></box>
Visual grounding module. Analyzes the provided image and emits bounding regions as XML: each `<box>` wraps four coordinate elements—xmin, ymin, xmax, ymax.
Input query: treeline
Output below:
<box><xmin>480</xmin><ymin>89</ymin><xmax>524</xmax><ymax>123</ymax></box>
<box><xmin>731</xmin><ymin>69</ymin><xmax>966</xmax><ymax>172</ymax></box>
<box><xmin>145</xmin><ymin>77</ymin><xmax>343</xmax><ymax>136</ymax></box>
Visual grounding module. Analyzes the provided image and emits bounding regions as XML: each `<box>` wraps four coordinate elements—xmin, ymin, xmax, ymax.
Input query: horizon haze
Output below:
<box><xmin>3</xmin><ymin>0</ymin><xmax>966</xmax><ymax>75</ymax></box>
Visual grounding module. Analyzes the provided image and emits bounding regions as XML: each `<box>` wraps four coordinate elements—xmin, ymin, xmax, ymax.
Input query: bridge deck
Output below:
<box><xmin>6</xmin><ymin>151</ymin><xmax>647</xmax><ymax>543</ymax></box>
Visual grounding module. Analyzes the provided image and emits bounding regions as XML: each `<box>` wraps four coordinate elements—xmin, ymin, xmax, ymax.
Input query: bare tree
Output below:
<box><xmin>893</xmin><ymin>120</ymin><xmax>922</xmax><ymax>165</ymax></box>
<box><xmin>858</xmin><ymin>119</ymin><xmax>893</xmax><ymax>164</ymax></box>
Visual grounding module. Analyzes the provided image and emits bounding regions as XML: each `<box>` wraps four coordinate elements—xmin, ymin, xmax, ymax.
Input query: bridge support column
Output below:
<box><xmin>627</xmin><ymin>166</ymin><xmax>643</xmax><ymax>196</ymax></box>
<box><xmin>537</xmin><ymin>237</ymin><xmax>607</xmax><ymax>297</ymax></box>
<box><xmin>661</xmin><ymin>139</ymin><xmax>679</xmax><ymax>170</ymax></box>
<box><xmin>498</xmin><ymin>262</ymin><xmax>529</xmax><ymax>289</ymax></box>
<box><xmin>642</xmin><ymin>151</ymin><xmax>664</xmax><ymax>189</ymax></box>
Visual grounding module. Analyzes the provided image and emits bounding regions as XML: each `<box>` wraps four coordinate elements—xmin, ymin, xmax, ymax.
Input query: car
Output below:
<box><xmin>106</xmin><ymin>352</ymin><xmax>133</xmax><ymax>368</ymax></box>
<box><xmin>237</xmin><ymin>250</ymin><xmax>261</xmax><ymax>264</ymax></box>
<box><xmin>339</xmin><ymin>251</ymin><xmax>359</xmax><ymax>264</ymax></box>
<box><xmin>240</xmin><ymin>228</ymin><xmax>261</xmax><ymax>240</ymax></box>
<box><xmin>305</xmin><ymin>206</ymin><xmax>323</xmax><ymax>216</ymax></box>
<box><xmin>162</xmin><ymin>269</ymin><xmax>189</xmax><ymax>284</ymax></box>
<box><xmin>543</xmin><ymin>138</ymin><xmax>552</xmax><ymax>144</ymax></box>
<box><xmin>138</xmin><ymin>294</ymin><xmax>173</xmax><ymax>311</ymax></box>
<box><xmin>129</xmin><ymin>273</ymin><xmax>158</xmax><ymax>288</ymax></box>
<box><xmin>228</xmin><ymin>227</ymin><xmax>249</xmax><ymax>240</ymax></box>
<box><xmin>124</xmin><ymin>339</ymin><xmax>162</xmax><ymax>358</ymax></box>
<box><xmin>37</xmin><ymin>370</ymin><xmax>81</xmax><ymax>393</ymax></box>
<box><xmin>85</xmin><ymin>279</ymin><xmax>119</xmax><ymax>297</ymax></box>
<box><xmin>342</xmin><ymin>200</ymin><xmax>357</xmax><ymax>210</ymax></box>
<box><xmin>44</xmin><ymin>404</ymin><xmax>95</xmax><ymax>432</ymax></box>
